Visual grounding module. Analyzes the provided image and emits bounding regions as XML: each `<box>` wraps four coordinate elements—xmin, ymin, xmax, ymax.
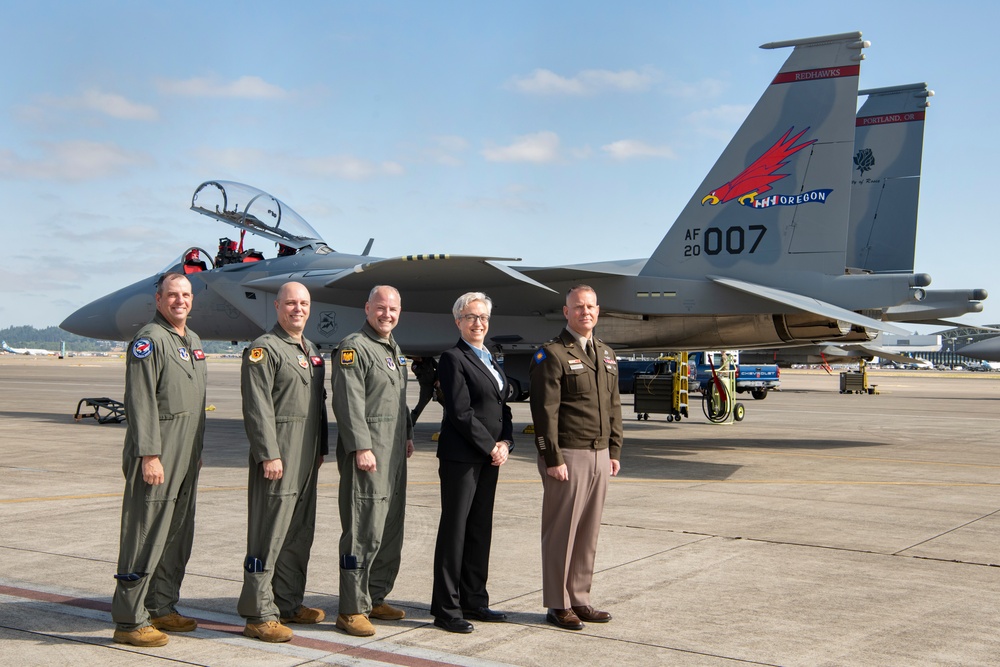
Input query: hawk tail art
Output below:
<box><xmin>701</xmin><ymin>127</ymin><xmax>817</xmax><ymax>206</ymax></box>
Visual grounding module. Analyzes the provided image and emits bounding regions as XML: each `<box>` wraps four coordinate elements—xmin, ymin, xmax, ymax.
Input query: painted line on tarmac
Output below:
<box><xmin>0</xmin><ymin>583</ymin><xmax>516</xmax><ymax>667</ymax></box>
<box><xmin>605</xmin><ymin>479</ymin><xmax>1000</xmax><ymax>486</ymax></box>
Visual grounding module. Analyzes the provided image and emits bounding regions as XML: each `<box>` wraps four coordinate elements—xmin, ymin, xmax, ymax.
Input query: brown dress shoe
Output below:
<box><xmin>545</xmin><ymin>608</ymin><xmax>584</xmax><ymax>630</ymax></box>
<box><xmin>336</xmin><ymin>613</ymin><xmax>376</xmax><ymax>636</ymax></box>
<box><xmin>370</xmin><ymin>602</ymin><xmax>406</xmax><ymax>620</ymax></box>
<box><xmin>150</xmin><ymin>611</ymin><xmax>198</xmax><ymax>632</ymax></box>
<box><xmin>280</xmin><ymin>605</ymin><xmax>326</xmax><ymax>624</ymax></box>
<box><xmin>243</xmin><ymin>620</ymin><xmax>293</xmax><ymax>643</ymax></box>
<box><xmin>572</xmin><ymin>605</ymin><xmax>612</xmax><ymax>623</ymax></box>
<box><xmin>113</xmin><ymin>625</ymin><xmax>169</xmax><ymax>647</ymax></box>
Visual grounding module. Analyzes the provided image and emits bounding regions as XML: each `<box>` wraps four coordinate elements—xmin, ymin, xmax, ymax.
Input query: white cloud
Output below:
<box><xmin>298</xmin><ymin>155</ymin><xmax>405</xmax><ymax>180</ymax></box>
<box><xmin>195</xmin><ymin>147</ymin><xmax>404</xmax><ymax>181</ymax></box>
<box><xmin>156</xmin><ymin>75</ymin><xmax>288</xmax><ymax>99</ymax></box>
<box><xmin>685</xmin><ymin>104</ymin><xmax>752</xmax><ymax>140</ymax></box>
<box><xmin>601</xmin><ymin>139</ymin><xmax>676</xmax><ymax>160</ymax></box>
<box><xmin>668</xmin><ymin>78</ymin><xmax>727</xmax><ymax>100</ymax></box>
<box><xmin>0</xmin><ymin>141</ymin><xmax>152</xmax><ymax>181</ymax></box>
<box><xmin>482</xmin><ymin>131</ymin><xmax>560</xmax><ymax>163</ymax></box>
<box><xmin>427</xmin><ymin>135</ymin><xmax>470</xmax><ymax>166</ymax></box>
<box><xmin>79</xmin><ymin>90</ymin><xmax>158</xmax><ymax>120</ymax></box>
<box><xmin>508</xmin><ymin>67</ymin><xmax>659</xmax><ymax>95</ymax></box>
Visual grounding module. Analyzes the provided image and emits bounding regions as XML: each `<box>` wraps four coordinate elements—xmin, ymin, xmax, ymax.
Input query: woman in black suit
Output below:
<box><xmin>430</xmin><ymin>292</ymin><xmax>513</xmax><ymax>633</ymax></box>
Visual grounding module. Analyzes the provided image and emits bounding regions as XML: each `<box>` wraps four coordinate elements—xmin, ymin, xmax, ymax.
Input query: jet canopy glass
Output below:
<box><xmin>190</xmin><ymin>180</ymin><xmax>326</xmax><ymax>250</ymax></box>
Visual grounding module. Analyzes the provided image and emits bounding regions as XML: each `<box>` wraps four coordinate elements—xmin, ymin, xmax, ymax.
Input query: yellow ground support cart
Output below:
<box><xmin>633</xmin><ymin>352</ymin><xmax>689</xmax><ymax>422</ymax></box>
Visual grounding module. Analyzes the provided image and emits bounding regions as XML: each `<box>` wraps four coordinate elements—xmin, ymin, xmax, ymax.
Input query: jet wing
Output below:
<box><xmin>244</xmin><ymin>255</ymin><xmax>556</xmax><ymax>313</ymax></box>
<box><xmin>269</xmin><ymin>255</ymin><xmax>557</xmax><ymax>312</ymax></box>
<box><xmin>710</xmin><ymin>276</ymin><xmax>911</xmax><ymax>336</ymax></box>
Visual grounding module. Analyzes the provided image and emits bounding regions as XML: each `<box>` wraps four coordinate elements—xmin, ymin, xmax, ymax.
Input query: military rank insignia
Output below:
<box><xmin>248</xmin><ymin>348</ymin><xmax>265</xmax><ymax>363</ymax></box>
<box><xmin>340</xmin><ymin>349</ymin><xmax>356</xmax><ymax>366</ymax></box>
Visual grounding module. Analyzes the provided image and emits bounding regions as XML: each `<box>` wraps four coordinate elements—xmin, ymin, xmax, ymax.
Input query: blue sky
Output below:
<box><xmin>3</xmin><ymin>1</ymin><xmax>997</xmax><ymax>331</ymax></box>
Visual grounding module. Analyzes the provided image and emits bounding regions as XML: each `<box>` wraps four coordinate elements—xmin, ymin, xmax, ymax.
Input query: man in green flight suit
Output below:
<box><xmin>239</xmin><ymin>281</ymin><xmax>329</xmax><ymax>642</ymax></box>
<box><xmin>112</xmin><ymin>272</ymin><xmax>207</xmax><ymax>648</ymax></box>
<box><xmin>330</xmin><ymin>284</ymin><xmax>414</xmax><ymax>637</ymax></box>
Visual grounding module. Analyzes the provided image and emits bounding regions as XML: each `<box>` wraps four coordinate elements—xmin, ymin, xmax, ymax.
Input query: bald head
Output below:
<box><xmin>275</xmin><ymin>281</ymin><xmax>311</xmax><ymax>339</ymax></box>
<box><xmin>365</xmin><ymin>285</ymin><xmax>401</xmax><ymax>338</ymax></box>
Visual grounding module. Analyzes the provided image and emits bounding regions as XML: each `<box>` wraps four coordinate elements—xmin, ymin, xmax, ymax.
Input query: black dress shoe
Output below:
<box><xmin>572</xmin><ymin>605</ymin><xmax>612</xmax><ymax>623</ymax></box>
<box><xmin>462</xmin><ymin>606</ymin><xmax>507</xmax><ymax>622</ymax></box>
<box><xmin>433</xmin><ymin>617</ymin><xmax>474</xmax><ymax>633</ymax></box>
<box><xmin>545</xmin><ymin>608</ymin><xmax>584</xmax><ymax>630</ymax></box>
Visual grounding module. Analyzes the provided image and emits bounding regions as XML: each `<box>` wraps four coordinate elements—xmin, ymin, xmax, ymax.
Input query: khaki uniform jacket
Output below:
<box><xmin>528</xmin><ymin>329</ymin><xmax>623</xmax><ymax>468</ymax></box>
<box><xmin>241</xmin><ymin>326</ymin><xmax>329</xmax><ymax>464</ymax></box>
<box><xmin>123</xmin><ymin>311</ymin><xmax>207</xmax><ymax>470</ymax></box>
<box><xmin>331</xmin><ymin>321</ymin><xmax>413</xmax><ymax>462</ymax></box>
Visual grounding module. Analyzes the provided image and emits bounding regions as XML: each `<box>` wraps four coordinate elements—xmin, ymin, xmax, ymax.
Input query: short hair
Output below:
<box><xmin>368</xmin><ymin>284</ymin><xmax>400</xmax><ymax>303</ymax></box>
<box><xmin>452</xmin><ymin>292</ymin><xmax>493</xmax><ymax>319</ymax></box>
<box><xmin>156</xmin><ymin>272</ymin><xmax>188</xmax><ymax>295</ymax></box>
<box><xmin>566</xmin><ymin>284</ymin><xmax>596</xmax><ymax>300</ymax></box>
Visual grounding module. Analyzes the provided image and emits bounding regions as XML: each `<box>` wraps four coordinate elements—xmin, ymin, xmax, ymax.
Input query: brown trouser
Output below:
<box><xmin>537</xmin><ymin>448</ymin><xmax>610</xmax><ymax>609</ymax></box>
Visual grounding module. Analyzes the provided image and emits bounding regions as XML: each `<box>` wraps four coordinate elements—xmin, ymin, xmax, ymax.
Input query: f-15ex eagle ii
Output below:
<box><xmin>61</xmin><ymin>31</ymin><xmax>986</xmax><ymax>398</ymax></box>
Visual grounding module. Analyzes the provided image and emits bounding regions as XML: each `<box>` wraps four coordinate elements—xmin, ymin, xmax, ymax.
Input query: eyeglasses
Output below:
<box><xmin>461</xmin><ymin>314</ymin><xmax>490</xmax><ymax>323</ymax></box>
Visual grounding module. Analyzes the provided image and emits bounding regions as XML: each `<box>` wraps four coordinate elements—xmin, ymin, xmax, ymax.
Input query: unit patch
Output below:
<box><xmin>340</xmin><ymin>349</ymin><xmax>356</xmax><ymax>366</ymax></box>
<box><xmin>310</xmin><ymin>355</ymin><xmax>324</xmax><ymax>367</ymax></box>
<box><xmin>132</xmin><ymin>338</ymin><xmax>152</xmax><ymax>359</ymax></box>
<box><xmin>533</xmin><ymin>349</ymin><xmax>547</xmax><ymax>364</ymax></box>
<box><xmin>249</xmin><ymin>347</ymin><xmax>265</xmax><ymax>363</ymax></box>
<box><xmin>385</xmin><ymin>356</ymin><xmax>396</xmax><ymax>370</ymax></box>
<box><xmin>398</xmin><ymin>355</ymin><xmax>407</xmax><ymax>367</ymax></box>
<box><xmin>192</xmin><ymin>349</ymin><xmax>206</xmax><ymax>361</ymax></box>
<box><xmin>178</xmin><ymin>347</ymin><xmax>189</xmax><ymax>361</ymax></box>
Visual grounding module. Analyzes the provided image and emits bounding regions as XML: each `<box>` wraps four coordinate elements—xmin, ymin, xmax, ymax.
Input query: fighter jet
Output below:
<box><xmin>62</xmin><ymin>32</ymin><xmax>950</xmax><ymax>397</ymax></box>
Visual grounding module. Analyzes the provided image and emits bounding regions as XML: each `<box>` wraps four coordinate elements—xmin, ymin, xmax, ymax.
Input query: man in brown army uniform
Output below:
<box><xmin>528</xmin><ymin>285</ymin><xmax>623</xmax><ymax>631</ymax></box>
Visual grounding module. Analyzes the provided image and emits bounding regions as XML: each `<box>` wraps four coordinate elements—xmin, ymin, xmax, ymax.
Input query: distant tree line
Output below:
<box><xmin>1</xmin><ymin>325</ymin><xmax>247</xmax><ymax>354</ymax></box>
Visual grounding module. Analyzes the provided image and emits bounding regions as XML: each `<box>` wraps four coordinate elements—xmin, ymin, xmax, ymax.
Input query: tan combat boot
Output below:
<box><xmin>243</xmin><ymin>620</ymin><xmax>294</xmax><ymax>643</ymax></box>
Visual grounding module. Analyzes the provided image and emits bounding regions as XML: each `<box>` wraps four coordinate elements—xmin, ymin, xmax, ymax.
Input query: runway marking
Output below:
<box><xmin>606</xmin><ymin>479</ymin><xmax>1000</xmax><ymax>487</ymax></box>
<box><xmin>0</xmin><ymin>584</ymin><xmax>515</xmax><ymax>667</ymax></box>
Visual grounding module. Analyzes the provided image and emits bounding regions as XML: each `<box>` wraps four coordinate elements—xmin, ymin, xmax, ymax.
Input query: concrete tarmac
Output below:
<box><xmin>1</xmin><ymin>355</ymin><xmax>999</xmax><ymax>666</ymax></box>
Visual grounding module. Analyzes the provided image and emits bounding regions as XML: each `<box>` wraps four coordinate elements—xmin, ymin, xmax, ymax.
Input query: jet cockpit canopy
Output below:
<box><xmin>190</xmin><ymin>180</ymin><xmax>329</xmax><ymax>251</ymax></box>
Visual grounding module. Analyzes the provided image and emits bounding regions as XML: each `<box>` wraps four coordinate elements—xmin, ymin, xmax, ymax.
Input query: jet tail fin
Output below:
<box><xmin>641</xmin><ymin>32</ymin><xmax>867</xmax><ymax>281</ymax></box>
<box><xmin>848</xmin><ymin>83</ymin><xmax>932</xmax><ymax>272</ymax></box>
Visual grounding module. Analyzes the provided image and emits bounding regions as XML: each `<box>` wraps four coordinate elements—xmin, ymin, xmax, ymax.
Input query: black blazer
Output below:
<box><xmin>436</xmin><ymin>339</ymin><xmax>514</xmax><ymax>463</ymax></box>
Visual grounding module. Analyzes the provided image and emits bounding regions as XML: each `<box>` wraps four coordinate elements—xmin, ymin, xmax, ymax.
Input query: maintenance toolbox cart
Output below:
<box><xmin>839</xmin><ymin>359</ymin><xmax>879</xmax><ymax>395</ymax></box>
<box><xmin>633</xmin><ymin>353</ymin><xmax>689</xmax><ymax>422</ymax></box>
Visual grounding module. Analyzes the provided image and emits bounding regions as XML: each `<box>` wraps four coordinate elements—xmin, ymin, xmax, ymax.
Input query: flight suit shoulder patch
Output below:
<box><xmin>248</xmin><ymin>347</ymin><xmax>266</xmax><ymax>363</ymax></box>
<box><xmin>132</xmin><ymin>338</ymin><xmax>153</xmax><ymax>359</ymax></box>
<box><xmin>340</xmin><ymin>348</ymin><xmax>356</xmax><ymax>366</ymax></box>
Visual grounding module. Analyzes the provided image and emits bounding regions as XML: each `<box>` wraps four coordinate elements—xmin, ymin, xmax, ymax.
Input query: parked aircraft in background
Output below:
<box><xmin>2</xmin><ymin>341</ymin><xmax>55</xmax><ymax>356</ymax></box>
<box><xmin>63</xmin><ymin>32</ymin><xmax>965</xmax><ymax>396</ymax></box>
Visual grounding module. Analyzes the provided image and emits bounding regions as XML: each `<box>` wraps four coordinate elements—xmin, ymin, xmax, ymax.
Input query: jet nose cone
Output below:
<box><xmin>60</xmin><ymin>278</ymin><xmax>157</xmax><ymax>340</ymax></box>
